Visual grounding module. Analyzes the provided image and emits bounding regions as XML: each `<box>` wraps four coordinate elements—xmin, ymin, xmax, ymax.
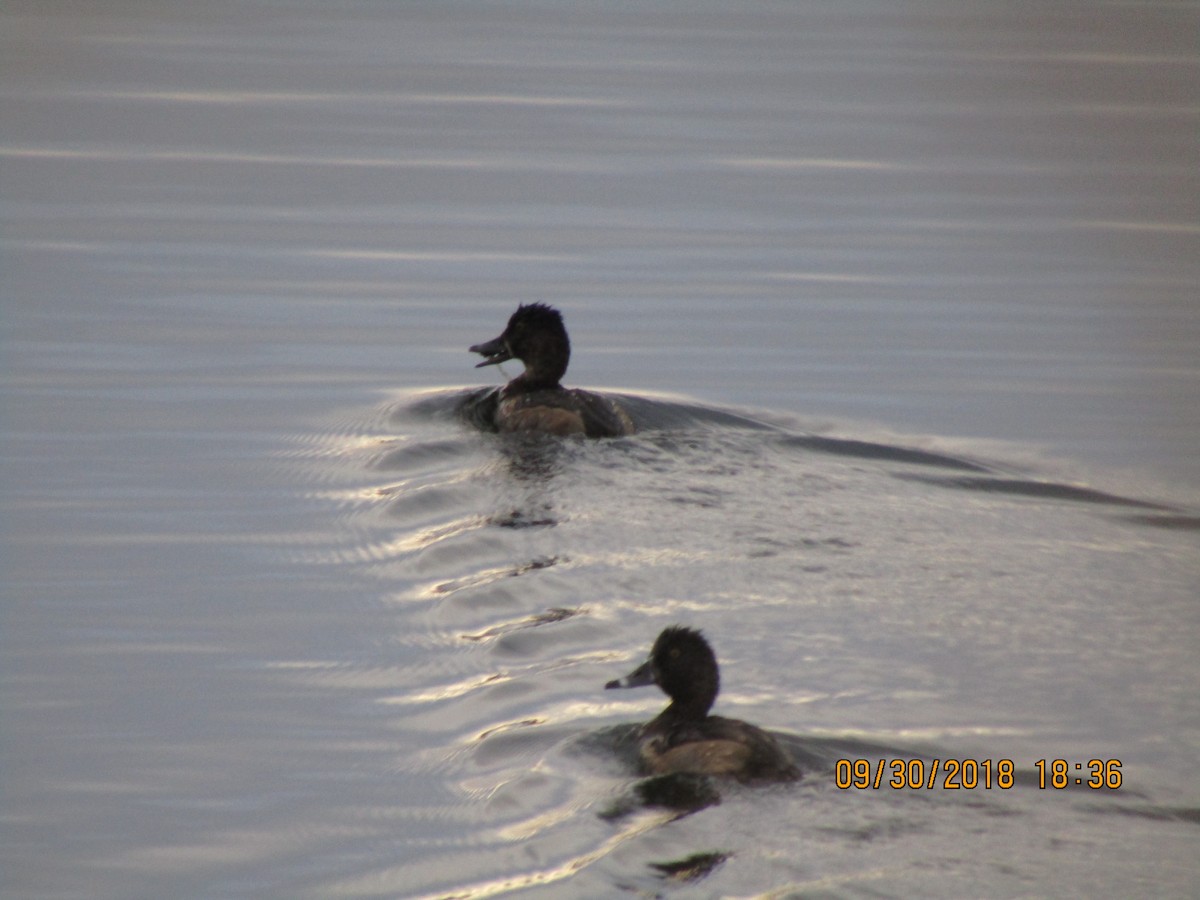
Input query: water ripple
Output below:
<box><xmin>274</xmin><ymin>385</ymin><xmax>1200</xmax><ymax>898</ymax></box>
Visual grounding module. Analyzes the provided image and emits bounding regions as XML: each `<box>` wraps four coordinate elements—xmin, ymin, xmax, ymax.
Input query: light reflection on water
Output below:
<box><xmin>3</xmin><ymin>0</ymin><xmax>1199</xmax><ymax>897</ymax></box>
<box><xmin>256</xmin><ymin>388</ymin><xmax>1200</xmax><ymax>896</ymax></box>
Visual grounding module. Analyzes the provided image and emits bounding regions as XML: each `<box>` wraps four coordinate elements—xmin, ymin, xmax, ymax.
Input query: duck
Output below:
<box><xmin>605</xmin><ymin>626</ymin><xmax>801</xmax><ymax>783</ymax></box>
<box><xmin>469</xmin><ymin>303</ymin><xmax>635</xmax><ymax>438</ymax></box>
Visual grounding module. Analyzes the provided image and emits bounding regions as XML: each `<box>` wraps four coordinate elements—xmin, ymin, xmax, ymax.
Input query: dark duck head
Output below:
<box><xmin>606</xmin><ymin>626</ymin><xmax>721</xmax><ymax>719</ymax></box>
<box><xmin>470</xmin><ymin>302</ymin><xmax>571</xmax><ymax>392</ymax></box>
<box><xmin>606</xmin><ymin>626</ymin><xmax>800</xmax><ymax>783</ymax></box>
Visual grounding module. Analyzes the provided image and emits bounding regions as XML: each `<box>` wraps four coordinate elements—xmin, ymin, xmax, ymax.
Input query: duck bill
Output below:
<box><xmin>605</xmin><ymin>658</ymin><xmax>656</xmax><ymax>690</ymax></box>
<box><xmin>469</xmin><ymin>334</ymin><xmax>512</xmax><ymax>367</ymax></box>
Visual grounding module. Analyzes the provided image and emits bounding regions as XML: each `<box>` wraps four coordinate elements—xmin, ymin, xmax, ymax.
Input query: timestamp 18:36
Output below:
<box><xmin>1035</xmin><ymin>758</ymin><xmax>1122</xmax><ymax>789</ymax></box>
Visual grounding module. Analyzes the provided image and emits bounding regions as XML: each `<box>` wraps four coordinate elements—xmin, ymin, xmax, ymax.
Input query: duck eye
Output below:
<box><xmin>669</xmin><ymin>648</ymin><xmax>680</xmax><ymax>660</ymax></box>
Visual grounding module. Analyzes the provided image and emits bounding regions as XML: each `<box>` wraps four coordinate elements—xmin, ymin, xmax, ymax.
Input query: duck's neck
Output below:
<box><xmin>662</xmin><ymin>693</ymin><xmax>715</xmax><ymax>722</ymax></box>
<box><xmin>507</xmin><ymin>363</ymin><xmax>563</xmax><ymax>393</ymax></box>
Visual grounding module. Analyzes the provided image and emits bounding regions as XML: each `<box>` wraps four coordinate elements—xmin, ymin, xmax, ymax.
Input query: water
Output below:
<box><xmin>3</xmin><ymin>1</ymin><xmax>1199</xmax><ymax>897</ymax></box>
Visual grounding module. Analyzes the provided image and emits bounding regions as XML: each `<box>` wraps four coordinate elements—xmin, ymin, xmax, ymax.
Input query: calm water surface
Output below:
<box><xmin>3</xmin><ymin>2</ymin><xmax>1199</xmax><ymax>897</ymax></box>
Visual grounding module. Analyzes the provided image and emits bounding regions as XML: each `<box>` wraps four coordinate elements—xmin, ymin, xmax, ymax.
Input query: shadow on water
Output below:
<box><xmin>403</xmin><ymin>387</ymin><xmax>1190</xmax><ymax>520</ymax></box>
<box><xmin>894</xmin><ymin>473</ymin><xmax>1176</xmax><ymax>512</ymax></box>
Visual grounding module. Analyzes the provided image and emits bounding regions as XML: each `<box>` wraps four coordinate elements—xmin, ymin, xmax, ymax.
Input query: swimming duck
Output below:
<box><xmin>469</xmin><ymin>303</ymin><xmax>635</xmax><ymax>438</ymax></box>
<box><xmin>606</xmin><ymin>626</ymin><xmax>801</xmax><ymax>783</ymax></box>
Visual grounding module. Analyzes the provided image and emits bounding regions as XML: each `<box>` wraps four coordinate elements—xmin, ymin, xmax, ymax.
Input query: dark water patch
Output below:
<box><xmin>650</xmin><ymin>850</ymin><xmax>730</xmax><ymax>883</ymax></box>
<box><xmin>1120</xmin><ymin>513</ymin><xmax>1200</xmax><ymax>531</ymax></box>
<box><xmin>895</xmin><ymin>473</ymin><xmax>1178</xmax><ymax>512</ymax></box>
<box><xmin>437</xmin><ymin>558</ymin><xmax>562</xmax><ymax>599</ymax></box>
<box><xmin>487</xmin><ymin>508</ymin><xmax>559</xmax><ymax>529</ymax></box>
<box><xmin>611</xmin><ymin>393</ymin><xmax>779</xmax><ymax>433</ymax></box>
<box><xmin>632</xmin><ymin>774</ymin><xmax>727</xmax><ymax>815</ymax></box>
<box><xmin>664</xmin><ymin>485</ymin><xmax>732</xmax><ymax>509</ymax></box>
<box><xmin>776</xmin><ymin>432</ymin><xmax>993</xmax><ymax>473</ymax></box>
<box><xmin>460</xmin><ymin>605</ymin><xmax>583</xmax><ymax>642</ymax></box>
<box><xmin>1084</xmin><ymin>803</ymin><xmax>1200</xmax><ymax>827</ymax></box>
